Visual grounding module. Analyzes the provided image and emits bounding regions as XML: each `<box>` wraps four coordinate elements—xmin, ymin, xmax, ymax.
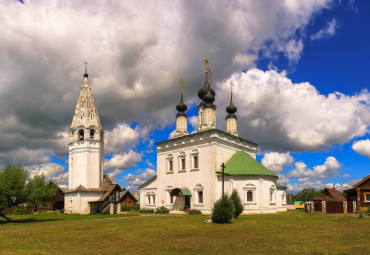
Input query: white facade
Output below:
<box><xmin>140</xmin><ymin>58</ymin><xmax>286</xmax><ymax>213</ymax></box>
<box><xmin>140</xmin><ymin>129</ymin><xmax>287</xmax><ymax>214</ymax></box>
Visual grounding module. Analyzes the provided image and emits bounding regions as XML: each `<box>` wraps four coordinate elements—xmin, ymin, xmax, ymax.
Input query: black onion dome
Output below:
<box><xmin>203</xmin><ymin>89</ymin><xmax>215</xmax><ymax>104</ymax></box>
<box><xmin>198</xmin><ymin>80</ymin><xmax>208</xmax><ymax>100</ymax></box>
<box><xmin>176</xmin><ymin>94</ymin><xmax>188</xmax><ymax>112</ymax></box>
<box><xmin>226</xmin><ymin>95</ymin><xmax>237</xmax><ymax>114</ymax></box>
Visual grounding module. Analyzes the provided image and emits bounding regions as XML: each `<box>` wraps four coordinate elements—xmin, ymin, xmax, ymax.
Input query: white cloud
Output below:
<box><xmin>352</xmin><ymin>139</ymin><xmax>370</xmax><ymax>158</ymax></box>
<box><xmin>168</xmin><ymin>130</ymin><xmax>176</xmax><ymax>139</ymax></box>
<box><xmin>0</xmin><ymin>0</ymin><xmax>333</xmax><ymax>167</ymax></box>
<box><xmin>216</xmin><ymin>69</ymin><xmax>370</xmax><ymax>152</ymax></box>
<box><xmin>25</xmin><ymin>163</ymin><xmax>68</xmax><ymax>185</ymax></box>
<box><xmin>288</xmin><ymin>156</ymin><xmax>341</xmax><ymax>178</ymax></box>
<box><xmin>188</xmin><ymin>115</ymin><xmax>198</xmax><ymax>131</ymax></box>
<box><xmin>123</xmin><ymin>168</ymin><xmax>156</xmax><ymax>187</ymax></box>
<box><xmin>104</xmin><ymin>123</ymin><xmax>140</xmax><ymax>154</ymax></box>
<box><xmin>283</xmin><ymin>39</ymin><xmax>304</xmax><ymax>62</ymax></box>
<box><xmin>311</xmin><ymin>18</ymin><xmax>337</xmax><ymax>41</ymax></box>
<box><xmin>288</xmin><ymin>180</ymin><xmax>353</xmax><ymax>192</ymax></box>
<box><xmin>262</xmin><ymin>152</ymin><xmax>294</xmax><ymax>172</ymax></box>
<box><xmin>0</xmin><ymin>148</ymin><xmax>51</xmax><ymax>166</ymax></box>
<box><xmin>104</xmin><ymin>150</ymin><xmax>142</xmax><ymax>171</ymax></box>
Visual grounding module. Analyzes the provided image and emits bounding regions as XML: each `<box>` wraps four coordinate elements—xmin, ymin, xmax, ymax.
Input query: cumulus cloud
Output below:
<box><xmin>123</xmin><ymin>168</ymin><xmax>156</xmax><ymax>191</ymax></box>
<box><xmin>104</xmin><ymin>123</ymin><xmax>140</xmax><ymax>154</ymax></box>
<box><xmin>0</xmin><ymin>0</ymin><xmax>332</xmax><ymax>167</ymax></box>
<box><xmin>216</xmin><ymin>69</ymin><xmax>370</xmax><ymax>152</ymax></box>
<box><xmin>104</xmin><ymin>150</ymin><xmax>142</xmax><ymax>180</ymax></box>
<box><xmin>188</xmin><ymin>116</ymin><xmax>198</xmax><ymax>131</ymax></box>
<box><xmin>25</xmin><ymin>163</ymin><xmax>68</xmax><ymax>185</ymax></box>
<box><xmin>0</xmin><ymin>148</ymin><xmax>51</xmax><ymax>166</ymax></box>
<box><xmin>352</xmin><ymin>139</ymin><xmax>370</xmax><ymax>158</ymax></box>
<box><xmin>288</xmin><ymin>156</ymin><xmax>341</xmax><ymax>178</ymax></box>
<box><xmin>262</xmin><ymin>152</ymin><xmax>294</xmax><ymax>172</ymax></box>
<box><xmin>311</xmin><ymin>18</ymin><xmax>337</xmax><ymax>41</ymax></box>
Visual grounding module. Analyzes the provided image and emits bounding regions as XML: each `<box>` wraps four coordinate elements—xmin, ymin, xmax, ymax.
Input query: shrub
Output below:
<box><xmin>367</xmin><ymin>207</ymin><xmax>370</xmax><ymax>214</ymax></box>
<box><xmin>14</xmin><ymin>206</ymin><xmax>27</xmax><ymax>215</ymax></box>
<box><xmin>212</xmin><ymin>194</ymin><xmax>234</xmax><ymax>224</ymax></box>
<box><xmin>230</xmin><ymin>189</ymin><xmax>243</xmax><ymax>219</ymax></box>
<box><xmin>156</xmin><ymin>206</ymin><xmax>170</xmax><ymax>214</ymax></box>
<box><xmin>121</xmin><ymin>205</ymin><xmax>140</xmax><ymax>212</ymax></box>
<box><xmin>359</xmin><ymin>212</ymin><xmax>363</xmax><ymax>219</ymax></box>
<box><xmin>140</xmin><ymin>209</ymin><xmax>154</xmax><ymax>213</ymax></box>
<box><xmin>188</xmin><ymin>209</ymin><xmax>202</xmax><ymax>215</ymax></box>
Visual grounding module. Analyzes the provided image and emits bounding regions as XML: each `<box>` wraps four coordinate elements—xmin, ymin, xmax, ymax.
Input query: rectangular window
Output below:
<box><xmin>365</xmin><ymin>194</ymin><xmax>370</xmax><ymax>202</ymax></box>
<box><xmin>170</xmin><ymin>194</ymin><xmax>173</xmax><ymax>204</ymax></box>
<box><xmin>169</xmin><ymin>160</ymin><xmax>173</xmax><ymax>172</ymax></box>
<box><xmin>247</xmin><ymin>191</ymin><xmax>253</xmax><ymax>202</ymax></box>
<box><xmin>270</xmin><ymin>192</ymin><xmax>273</xmax><ymax>202</ymax></box>
<box><xmin>198</xmin><ymin>191</ymin><xmax>203</xmax><ymax>203</ymax></box>
<box><xmin>181</xmin><ymin>158</ymin><xmax>185</xmax><ymax>170</ymax></box>
<box><xmin>194</xmin><ymin>156</ymin><xmax>198</xmax><ymax>169</ymax></box>
<box><xmin>153</xmin><ymin>196</ymin><xmax>156</xmax><ymax>205</ymax></box>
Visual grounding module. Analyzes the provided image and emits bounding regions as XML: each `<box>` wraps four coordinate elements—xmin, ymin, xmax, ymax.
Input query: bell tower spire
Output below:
<box><xmin>174</xmin><ymin>78</ymin><xmax>189</xmax><ymax>138</ymax></box>
<box><xmin>67</xmin><ymin>62</ymin><xmax>104</xmax><ymax>190</ymax></box>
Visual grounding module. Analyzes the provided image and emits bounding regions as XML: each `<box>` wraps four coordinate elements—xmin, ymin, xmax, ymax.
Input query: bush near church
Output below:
<box><xmin>156</xmin><ymin>206</ymin><xmax>170</xmax><ymax>214</ymax></box>
<box><xmin>188</xmin><ymin>209</ymin><xmax>202</xmax><ymax>215</ymax></box>
<box><xmin>230</xmin><ymin>189</ymin><xmax>243</xmax><ymax>219</ymax></box>
<box><xmin>212</xmin><ymin>194</ymin><xmax>234</xmax><ymax>224</ymax></box>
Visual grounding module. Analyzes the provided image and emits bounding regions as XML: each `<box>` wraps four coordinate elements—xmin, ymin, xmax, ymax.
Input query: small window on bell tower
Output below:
<box><xmin>90</xmin><ymin>129</ymin><xmax>95</xmax><ymax>140</ymax></box>
<box><xmin>79</xmin><ymin>129</ymin><xmax>84</xmax><ymax>141</ymax></box>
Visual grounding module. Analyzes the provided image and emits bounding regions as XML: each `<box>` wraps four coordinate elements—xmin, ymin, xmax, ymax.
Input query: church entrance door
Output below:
<box><xmin>170</xmin><ymin>188</ymin><xmax>192</xmax><ymax>211</ymax></box>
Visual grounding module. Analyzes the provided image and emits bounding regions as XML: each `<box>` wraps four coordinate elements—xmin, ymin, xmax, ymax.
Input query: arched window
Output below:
<box><xmin>247</xmin><ymin>191</ymin><xmax>253</xmax><ymax>202</ymax></box>
<box><xmin>79</xmin><ymin>129</ymin><xmax>84</xmax><ymax>141</ymax></box>
<box><xmin>90</xmin><ymin>129</ymin><xmax>95</xmax><ymax>140</ymax></box>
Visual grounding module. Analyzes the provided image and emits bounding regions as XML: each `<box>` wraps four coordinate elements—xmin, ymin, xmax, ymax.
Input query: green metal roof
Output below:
<box><xmin>220</xmin><ymin>151</ymin><xmax>277</xmax><ymax>177</ymax></box>
<box><xmin>179</xmin><ymin>188</ymin><xmax>191</xmax><ymax>196</ymax></box>
<box><xmin>276</xmin><ymin>183</ymin><xmax>287</xmax><ymax>189</ymax></box>
<box><xmin>138</xmin><ymin>175</ymin><xmax>157</xmax><ymax>189</ymax></box>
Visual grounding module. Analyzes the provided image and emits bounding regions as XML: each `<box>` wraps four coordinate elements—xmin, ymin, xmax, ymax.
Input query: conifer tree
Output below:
<box><xmin>230</xmin><ymin>189</ymin><xmax>243</xmax><ymax>219</ymax></box>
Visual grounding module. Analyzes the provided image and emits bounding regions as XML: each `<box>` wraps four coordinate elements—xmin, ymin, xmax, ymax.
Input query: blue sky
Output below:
<box><xmin>1</xmin><ymin>1</ymin><xmax>370</xmax><ymax>193</ymax></box>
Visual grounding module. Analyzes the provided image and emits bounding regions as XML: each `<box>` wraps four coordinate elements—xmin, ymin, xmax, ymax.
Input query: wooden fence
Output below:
<box><xmin>3</xmin><ymin>207</ymin><xmax>33</xmax><ymax>215</ymax></box>
<box><xmin>306</xmin><ymin>201</ymin><xmax>356</xmax><ymax>214</ymax></box>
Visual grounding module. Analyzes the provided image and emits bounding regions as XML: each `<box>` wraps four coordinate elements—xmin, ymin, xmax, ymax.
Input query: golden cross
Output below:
<box><xmin>204</xmin><ymin>56</ymin><xmax>209</xmax><ymax>73</ymax></box>
<box><xmin>179</xmin><ymin>78</ymin><xmax>184</xmax><ymax>94</ymax></box>
<box><xmin>230</xmin><ymin>80</ymin><xmax>234</xmax><ymax>95</ymax></box>
<box><xmin>83</xmin><ymin>60</ymin><xmax>88</xmax><ymax>73</ymax></box>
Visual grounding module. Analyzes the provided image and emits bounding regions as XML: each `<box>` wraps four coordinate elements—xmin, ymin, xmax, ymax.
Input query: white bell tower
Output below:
<box><xmin>68</xmin><ymin>61</ymin><xmax>104</xmax><ymax>189</ymax></box>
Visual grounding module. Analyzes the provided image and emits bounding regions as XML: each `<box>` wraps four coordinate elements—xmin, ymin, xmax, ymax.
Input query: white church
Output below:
<box><xmin>140</xmin><ymin>57</ymin><xmax>287</xmax><ymax>214</ymax></box>
<box><xmin>64</xmin><ymin>64</ymin><xmax>123</xmax><ymax>214</ymax></box>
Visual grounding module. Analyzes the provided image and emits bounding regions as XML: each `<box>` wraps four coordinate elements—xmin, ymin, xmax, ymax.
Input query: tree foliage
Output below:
<box><xmin>0</xmin><ymin>165</ymin><xmax>28</xmax><ymax>212</ymax></box>
<box><xmin>230</xmin><ymin>189</ymin><xmax>243</xmax><ymax>219</ymax></box>
<box><xmin>26</xmin><ymin>174</ymin><xmax>58</xmax><ymax>211</ymax></box>
<box><xmin>292</xmin><ymin>188</ymin><xmax>324</xmax><ymax>202</ymax></box>
<box><xmin>212</xmin><ymin>194</ymin><xmax>234</xmax><ymax>224</ymax></box>
<box><xmin>0</xmin><ymin>165</ymin><xmax>59</xmax><ymax>221</ymax></box>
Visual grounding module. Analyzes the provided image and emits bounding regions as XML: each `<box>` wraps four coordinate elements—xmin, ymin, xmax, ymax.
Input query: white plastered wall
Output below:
<box><xmin>64</xmin><ymin>191</ymin><xmax>105</xmax><ymax>214</ymax></box>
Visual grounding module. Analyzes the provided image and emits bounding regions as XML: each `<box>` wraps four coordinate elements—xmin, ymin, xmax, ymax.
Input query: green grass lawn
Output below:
<box><xmin>0</xmin><ymin>211</ymin><xmax>369</xmax><ymax>255</ymax></box>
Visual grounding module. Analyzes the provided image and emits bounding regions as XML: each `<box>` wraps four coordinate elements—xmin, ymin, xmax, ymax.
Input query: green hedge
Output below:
<box><xmin>121</xmin><ymin>205</ymin><xmax>140</xmax><ymax>212</ymax></box>
<box><xmin>14</xmin><ymin>207</ymin><xmax>27</xmax><ymax>215</ymax></box>
<box><xmin>140</xmin><ymin>209</ymin><xmax>154</xmax><ymax>213</ymax></box>
<box><xmin>188</xmin><ymin>209</ymin><xmax>202</xmax><ymax>215</ymax></box>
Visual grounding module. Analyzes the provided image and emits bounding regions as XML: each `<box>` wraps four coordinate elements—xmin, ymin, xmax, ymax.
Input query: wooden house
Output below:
<box><xmin>344</xmin><ymin>175</ymin><xmax>370</xmax><ymax>210</ymax></box>
<box><xmin>38</xmin><ymin>182</ymin><xmax>65</xmax><ymax>211</ymax></box>
<box><xmin>322</xmin><ymin>187</ymin><xmax>345</xmax><ymax>201</ymax></box>
<box><xmin>119</xmin><ymin>190</ymin><xmax>138</xmax><ymax>206</ymax></box>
